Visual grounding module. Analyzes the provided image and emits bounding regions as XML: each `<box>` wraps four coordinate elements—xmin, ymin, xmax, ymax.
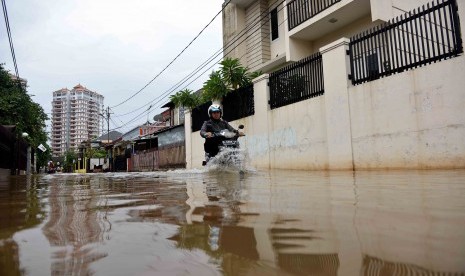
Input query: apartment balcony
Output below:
<box><xmin>227</xmin><ymin>0</ymin><xmax>255</xmax><ymax>8</ymax></box>
<box><xmin>287</xmin><ymin>0</ymin><xmax>371</xmax><ymax>41</ymax></box>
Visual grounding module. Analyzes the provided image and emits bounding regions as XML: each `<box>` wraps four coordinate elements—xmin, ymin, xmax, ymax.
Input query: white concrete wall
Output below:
<box><xmin>186</xmin><ymin>44</ymin><xmax>465</xmax><ymax>170</ymax></box>
<box><xmin>350</xmin><ymin>56</ymin><xmax>465</xmax><ymax>169</ymax></box>
<box><xmin>245</xmin><ymin>0</ymin><xmax>271</xmax><ymax>71</ymax></box>
<box><xmin>269</xmin><ymin>1</ymin><xmax>285</xmax><ymax>59</ymax></box>
<box><xmin>372</xmin><ymin>0</ymin><xmax>440</xmax><ymax>21</ymax></box>
<box><xmin>223</xmin><ymin>3</ymin><xmax>247</xmax><ymax>64</ymax></box>
<box><xmin>186</xmin><ymin>0</ymin><xmax>465</xmax><ymax>170</ymax></box>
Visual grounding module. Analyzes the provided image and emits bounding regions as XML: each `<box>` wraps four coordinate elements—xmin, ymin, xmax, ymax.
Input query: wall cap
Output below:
<box><xmin>252</xmin><ymin>73</ymin><xmax>270</xmax><ymax>84</ymax></box>
<box><xmin>320</xmin><ymin>37</ymin><xmax>350</xmax><ymax>55</ymax></box>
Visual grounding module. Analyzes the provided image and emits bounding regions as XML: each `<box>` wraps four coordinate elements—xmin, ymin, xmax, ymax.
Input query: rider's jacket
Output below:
<box><xmin>200</xmin><ymin>118</ymin><xmax>238</xmax><ymax>156</ymax></box>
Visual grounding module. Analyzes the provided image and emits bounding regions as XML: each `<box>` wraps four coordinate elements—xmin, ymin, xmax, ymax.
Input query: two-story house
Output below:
<box><xmin>185</xmin><ymin>0</ymin><xmax>464</xmax><ymax>170</ymax></box>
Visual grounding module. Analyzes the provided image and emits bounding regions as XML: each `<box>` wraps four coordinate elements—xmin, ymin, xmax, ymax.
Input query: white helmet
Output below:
<box><xmin>207</xmin><ymin>104</ymin><xmax>222</xmax><ymax>118</ymax></box>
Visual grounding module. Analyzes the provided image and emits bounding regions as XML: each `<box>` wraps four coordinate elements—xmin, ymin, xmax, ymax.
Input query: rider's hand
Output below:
<box><xmin>206</xmin><ymin>132</ymin><xmax>213</xmax><ymax>138</ymax></box>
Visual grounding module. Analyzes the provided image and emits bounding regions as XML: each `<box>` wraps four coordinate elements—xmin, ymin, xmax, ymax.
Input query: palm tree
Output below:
<box><xmin>169</xmin><ymin>89</ymin><xmax>200</xmax><ymax>110</ymax></box>
<box><xmin>202</xmin><ymin>70</ymin><xmax>228</xmax><ymax>103</ymax></box>
<box><xmin>247</xmin><ymin>70</ymin><xmax>263</xmax><ymax>82</ymax></box>
<box><xmin>220</xmin><ymin>57</ymin><xmax>250</xmax><ymax>90</ymax></box>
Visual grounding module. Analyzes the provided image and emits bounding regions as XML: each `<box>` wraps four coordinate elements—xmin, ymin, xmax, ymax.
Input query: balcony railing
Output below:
<box><xmin>269</xmin><ymin>52</ymin><xmax>324</xmax><ymax>109</ymax></box>
<box><xmin>287</xmin><ymin>0</ymin><xmax>341</xmax><ymax>30</ymax></box>
<box><xmin>349</xmin><ymin>0</ymin><xmax>463</xmax><ymax>85</ymax></box>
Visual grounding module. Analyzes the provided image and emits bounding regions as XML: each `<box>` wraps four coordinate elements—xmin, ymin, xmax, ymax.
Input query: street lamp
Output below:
<box><xmin>21</xmin><ymin>132</ymin><xmax>31</xmax><ymax>175</ymax></box>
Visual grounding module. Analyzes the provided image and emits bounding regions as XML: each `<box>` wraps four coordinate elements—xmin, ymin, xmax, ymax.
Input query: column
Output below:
<box><xmin>184</xmin><ymin>109</ymin><xmax>192</xmax><ymax>169</ymax></box>
<box><xmin>320</xmin><ymin>38</ymin><xmax>354</xmax><ymax>170</ymax></box>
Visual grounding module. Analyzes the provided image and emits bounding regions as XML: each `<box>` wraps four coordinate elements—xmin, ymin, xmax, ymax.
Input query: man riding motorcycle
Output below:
<box><xmin>200</xmin><ymin>104</ymin><xmax>244</xmax><ymax>164</ymax></box>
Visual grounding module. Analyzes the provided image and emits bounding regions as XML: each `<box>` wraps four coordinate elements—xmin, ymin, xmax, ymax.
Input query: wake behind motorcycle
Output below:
<box><xmin>203</xmin><ymin>125</ymin><xmax>245</xmax><ymax>167</ymax></box>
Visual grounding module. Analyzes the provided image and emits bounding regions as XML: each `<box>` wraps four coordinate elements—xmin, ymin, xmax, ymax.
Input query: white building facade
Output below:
<box><xmin>222</xmin><ymin>0</ymin><xmax>438</xmax><ymax>73</ymax></box>
<box><xmin>51</xmin><ymin>84</ymin><xmax>104</xmax><ymax>157</ymax></box>
<box><xmin>184</xmin><ymin>0</ymin><xmax>465</xmax><ymax>170</ymax></box>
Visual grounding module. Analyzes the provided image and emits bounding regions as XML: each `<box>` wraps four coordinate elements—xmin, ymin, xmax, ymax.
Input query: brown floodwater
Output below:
<box><xmin>0</xmin><ymin>169</ymin><xmax>464</xmax><ymax>276</ymax></box>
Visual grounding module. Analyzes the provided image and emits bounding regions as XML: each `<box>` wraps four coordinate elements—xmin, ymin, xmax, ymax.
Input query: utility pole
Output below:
<box><xmin>106</xmin><ymin>106</ymin><xmax>112</xmax><ymax>172</ymax></box>
<box><xmin>106</xmin><ymin>106</ymin><xmax>110</xmax><ymax>145</ymax></box>
<box><xmin>99</xmin><ymin>106</ymin><xmax>112</xmax><ymax>172</ymax></box>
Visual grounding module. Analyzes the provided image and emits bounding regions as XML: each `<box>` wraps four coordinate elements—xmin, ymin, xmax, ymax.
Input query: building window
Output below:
<box><xmin>271</xmin><ymin>7</ymin><xmax>279</xmax><ymax>41</ymax></box>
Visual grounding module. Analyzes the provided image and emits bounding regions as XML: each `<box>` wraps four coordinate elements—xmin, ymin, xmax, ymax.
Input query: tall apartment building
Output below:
<box><xmin>51</xmin><ymin>84</ymin><xmax>104</xmax><ymax>157</ymax></box>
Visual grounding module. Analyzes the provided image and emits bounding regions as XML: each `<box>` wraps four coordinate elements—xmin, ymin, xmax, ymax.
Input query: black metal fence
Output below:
<box><xmin>349</xmin><ymin>0</ymin><xmax>463</xmax><ymax>85</ymax></box>
<box><xmin>222</xmin><ymin>85</ymin><xmax>255</xmax><ymax>122</ymax></box>
<box><xmin>191</xmin><ymin>85</ymin><xmax>255</xmax><ymax>132</ymax></box>
<box><xmin>269</xmin><ymin>52</ymin><xmax>324</xmax><ymax>110</ymax></box>
<box><xmin>287</xmin><ymin>0</ymin><xmax>341</xmax><ymax>31</ymax></box>
<box><xmin>191</xmin><ymin>101</ymin><xmax>212</xmax><ymax>132</ymax></box>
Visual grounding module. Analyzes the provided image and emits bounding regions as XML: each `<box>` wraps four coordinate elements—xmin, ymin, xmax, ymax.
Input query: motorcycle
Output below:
<box><xmin>203</xmin><ymin>125</ymin><xmax>245</xmax><ymax>167</ymax></box>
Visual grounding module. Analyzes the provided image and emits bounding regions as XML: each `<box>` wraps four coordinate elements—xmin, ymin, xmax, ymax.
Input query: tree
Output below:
<box><xmin>0</xmin><ymin>64</ymin><xmax>49</xmax><ymax>168</ymax></box>
<box><xmin>36</xmin><ymin>144</ymin><xmax>52</xmax><ymax>171</ymax></box>
<box><xmin>169</xmin><ymin>89</ymin><xmax>200</xmax><ymax>110</ymax></box>
<box><xmin>63</xmin><ymin>150</ymin><xmax>77</xmax><ymax>172</ymax></box>
<box><xmin>202</xmin><ymin>70</ymin><xmax>228</xmax><ymax>102</ymax></box>
<box><xmin>202</xmin><ymin>58</ymin><xmax>255</xmax><ymax>103</ymax></box>
<box><xmin>170</xmin><ymin>58</ymin><xmax>259</xmax><ymax>110</ymax></box>
<box><xmin>247</xmin><ymin>70</ymin><xmax>263</xmax><ymax>81</ymax></box>
<box><xmin>219</xmin><ymin>57</ymin><xmax>250</xmax><ymax>90</ymax></box>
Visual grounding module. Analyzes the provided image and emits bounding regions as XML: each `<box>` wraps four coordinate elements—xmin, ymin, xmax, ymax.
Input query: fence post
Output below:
<box><xmin>26</xmin><ymin>146</ymin><xmax>31</xmax><ymax>175</ymax></box>
<box><xmin>249</xmin><ymin>74</ymin><xmax>271</xmax><ymax>169</ymax></box>
<box><xmin>320</xmin><ymin>38</ymin><xmax>354</xmax><ymax>170</ymax></box>
<box><xmin>184</xmin><ymin>109</ymin><xmax>193</xmax><ymax>169</ymax></box>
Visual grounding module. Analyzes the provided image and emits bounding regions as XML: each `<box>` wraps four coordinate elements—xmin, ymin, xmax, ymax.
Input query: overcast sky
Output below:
<box><xmin>1</xmin><ymin>0</ymin><xmax>224</xmax><ymax>134</ymax></box>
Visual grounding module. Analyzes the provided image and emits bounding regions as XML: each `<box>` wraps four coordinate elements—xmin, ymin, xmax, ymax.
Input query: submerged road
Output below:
<box><xmin>1</xmin><ymin>169</ymin><xmax>465</xmax><ymax>275</ymax></box>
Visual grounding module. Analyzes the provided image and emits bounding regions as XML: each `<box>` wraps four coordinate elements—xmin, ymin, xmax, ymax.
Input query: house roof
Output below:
<box><xmin>95</xmin><ymin>131</ymin><xmax>122</xmax><ymax>141</ymax></box>
<box><xmin>161</xmin><ymin>101</ymin><xmax>174</xmax><ymax>108</ymax></box>
<box><xmin>139</xmin><ymin>123</ymin><xmax>184</xmax><ymax>138</ymax></box>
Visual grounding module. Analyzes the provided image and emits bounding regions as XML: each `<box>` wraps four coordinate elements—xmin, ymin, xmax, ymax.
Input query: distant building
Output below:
<box><xmin>95</xmin><ymin>130</ymin><xmax>122</xmax><ymax>144</ymax></box>
<box><xmin>51</xmin><ymin>84</ymin><xmax>104</xmax><ymax>157</ymax></box>
<box><xmin>8</xmin><ymin>74</ymin><xmax>28</xmax><ymax>89</ymax></box>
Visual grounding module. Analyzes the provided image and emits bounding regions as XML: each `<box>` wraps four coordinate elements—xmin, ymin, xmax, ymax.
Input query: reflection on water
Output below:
<box><xmin>0</xmin><ymin>175</ymin><xmax>46</xmax><ymax>276</ymax></box>
<box><xmin>0</xmin><ymin>170</ymin><xmax>464</xmax><ymax>275</ymax></box>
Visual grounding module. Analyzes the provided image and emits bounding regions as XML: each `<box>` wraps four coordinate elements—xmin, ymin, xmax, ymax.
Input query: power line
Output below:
<box><xmin>110</xmin><ymin>0</ymin><xmax>232</xmax><ymax>109</ymax></box>
<box><xmin>109</xmin><ymin>1</ymin><xmax>291</xmax><ymax>132</ymax></box>
<box><xmin>1</xmin><ymin>0</ymin><xmax>19</xmax><ymax>79</ymax></box>
<box><xmin>112</xmin><ymin>0</ymin><xmax>284</xmax><ymax>120</ymax></box>
<box><xmin>110</xmin><ymin>0</ymin><xmax>287</xmax><ymax>133</ymax></box>
<box><xmin>111</xmin><ymin>0</ymin><xmax>312</xmax><ymax>134</ymax></box>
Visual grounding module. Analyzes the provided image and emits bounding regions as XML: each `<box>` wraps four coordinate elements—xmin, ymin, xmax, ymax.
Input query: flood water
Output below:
<box><xmin>1</xmin><ymin>169</ymin><xmax>464</xmax><ymax>276</ymax></box>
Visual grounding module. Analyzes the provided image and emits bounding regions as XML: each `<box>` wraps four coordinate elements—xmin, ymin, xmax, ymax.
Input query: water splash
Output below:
<box><xmin>205</xmin><ymin>147</ymin><xmax>255</xmax><ymax>174</ymax></box>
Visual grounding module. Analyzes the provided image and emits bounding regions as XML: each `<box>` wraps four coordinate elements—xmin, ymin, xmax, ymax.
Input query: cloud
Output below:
<box><xmin>1</xmin><ymin>0</ymin><xmax>224</xmax><ymax>133</ymax></box>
